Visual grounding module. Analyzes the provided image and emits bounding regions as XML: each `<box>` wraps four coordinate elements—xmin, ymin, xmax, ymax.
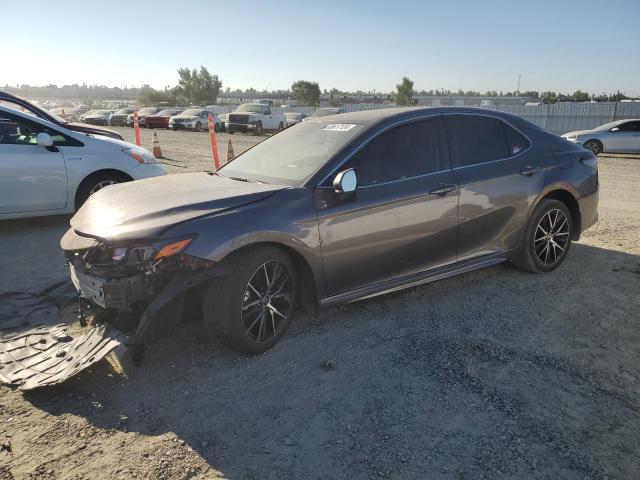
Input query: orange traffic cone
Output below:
<box><xmin>152</xmin><ymin>131</ymin><xmax>162</xmax><ymax>159</ymax></box>
<box><xmin>227</xmin><ymin>139</ymin><xmax>235</xmax><ymax>163</ymax></box>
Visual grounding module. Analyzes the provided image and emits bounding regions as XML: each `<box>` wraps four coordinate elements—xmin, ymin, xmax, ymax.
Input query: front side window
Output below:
<box><xmin>342</xmin><ymin>118</ymin><xmax>447</xmax><ymax>187</ymax></box>
<box><xmin>446</xmin><ymin>115</ymin><xmax>511</xmax><ymax>168</ymax></box>
<box><xmin>0</xmin><ymin>113</ymin><xmax>81</xmax><ymax>147</ymax></box>
<box><xmin>619</xmin><ymin>121</ymin><xmax>640</xmax><ymax>132</ymax></box>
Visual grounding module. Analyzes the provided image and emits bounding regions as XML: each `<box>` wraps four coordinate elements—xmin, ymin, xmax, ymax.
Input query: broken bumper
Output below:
<box><xmin>0</xmin><ymin>323</ymin><xmax>124</xmax><ymax>390</ymax></box>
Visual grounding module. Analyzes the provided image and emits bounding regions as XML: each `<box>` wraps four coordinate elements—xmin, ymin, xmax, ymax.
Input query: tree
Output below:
<box><xmin>571</xmin><ymin>90</ymin><xmax>590</xmax><ymax>102</ymax></box>
<box><xmin>138</xmin><ymin>86</ymin><xmax>176</xmax><ymax>105</ymax></box>
<box><xmin>291</xmin><ymin>80</ymin><xmax>321</xmax><ymax>107</ymax></box>
<box><xmin>395</xmin><ymin>77</ymin><xmax>414</xmax><ymax>106</ymax></box>
<box><xmin>173</xmin><ymin>66</ymin><xmax>222</xmax><ymax>105</ymax></box>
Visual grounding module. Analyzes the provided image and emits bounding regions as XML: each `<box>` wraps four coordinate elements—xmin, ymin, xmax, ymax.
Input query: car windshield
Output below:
<box><xmin>181</xmin><ymin>109</ymin><xmax>204</xmax><ymax>116</ymax></box>
<box><xmin>218</xmin><ymin>121</ymin><xmax>364</xmax><ymax>186</ymax></box>
<box><xmin>94</xmin><ymin>110</ymin><xmax>110</xmax><ymax>115</ymax></box>
<box><xmin>157</xmin><ymin>109</ymin><xmax>176</xmax><ymax>116</ymax></box>
<box><xmin>138</xmin><ymin>107</ymin><xmax>158</xmax><ymax>115</ymax></box>
<box><xmin>310</xmin><ymin>108</ymin><xmax>341</xmax><ymax>117</ymax></box>
<box><xmin>236</xmin><ymin>104</ymin><xmax>263</xmax><ymax>113</ymax></box>
<box><xmin>117</xmin><ymin>108</ymin><xmax>132</xmax><ymax>114</ymax></box>
<box><xmin>593</xmin><ymin>120</ymin><xmax>624</xmax><ymax>131</ymax></box>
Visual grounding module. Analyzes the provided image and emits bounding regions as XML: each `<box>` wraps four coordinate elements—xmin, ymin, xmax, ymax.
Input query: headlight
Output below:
<box><xmin>122</xmin><ymin>147</ymin><xmax>157</xmax><ymax>164</ymax></box>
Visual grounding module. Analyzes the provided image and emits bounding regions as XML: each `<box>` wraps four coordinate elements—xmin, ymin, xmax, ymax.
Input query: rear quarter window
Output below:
<box><xmin>502</xmin><ymin>122</ymin><xmax>531</xmax><ymax>156</ymax></box>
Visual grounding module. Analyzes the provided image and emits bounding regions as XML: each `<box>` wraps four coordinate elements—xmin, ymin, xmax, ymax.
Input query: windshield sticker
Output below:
<box><xmin>322</xmin><ymin>123</ymin><xmax>357</xmax><ymax>132</ymax></box>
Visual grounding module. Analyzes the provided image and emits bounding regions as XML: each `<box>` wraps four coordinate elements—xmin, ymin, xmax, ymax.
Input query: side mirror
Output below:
<box><xmin>36</xmin><ymin>132</ymin><xmax>54</xmax><ymax>148</ymax></box>
<box><xmin>610</xmin><ymin>127</ymin><xmax>620</xmax><ymax>132</ymax></box>
<box><xmin>333</xmin><ymin>168</ymin><xmax>358</xmax><ymax>193</ymax></box>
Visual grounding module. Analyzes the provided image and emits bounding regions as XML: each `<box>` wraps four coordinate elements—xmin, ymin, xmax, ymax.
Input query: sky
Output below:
<box><xmin>2</xmin><ymin>0</ymin><xmax>639</xmax><ymax>96</ymax></box>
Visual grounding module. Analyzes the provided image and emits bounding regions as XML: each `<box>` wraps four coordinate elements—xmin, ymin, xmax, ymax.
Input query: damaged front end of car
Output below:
<box><xmin>64</xmin><ymin>230</ymin><xmax>221</xmax><ymax>346</ymax></box>
<box><xmin>0</xmin><ymin>231</ymin><xmax>223</xmax><ymax>390</ymax></box>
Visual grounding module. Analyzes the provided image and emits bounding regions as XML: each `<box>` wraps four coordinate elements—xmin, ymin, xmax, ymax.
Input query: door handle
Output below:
<box><xmin>520</xmin><ymin>166</ymin><xmax>540</xmax><ymax>176</ymax></box>
<box><xmin>429</xmin><ymin>184</ymin><xmax>456</xmax><ymax>196</ymax></box>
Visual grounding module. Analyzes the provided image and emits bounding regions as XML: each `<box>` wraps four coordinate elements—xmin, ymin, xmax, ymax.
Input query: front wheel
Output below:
<box><xmin>254</xmin><ymin>122</ymin><xmax>262</xmax><ymax>135</ymax></box>
<box><xmin>583</xmin><ymin>139</ymin><xmax>603</xmax><ymax>155</ymax></box>
<box><xmin>513</xmin><ymin>199</ymin><xmax>573</xmax><ymax>273</ymax></box>
<box><xmin>203</xmin><ymin>246</ymin><xmax>297</xmax><ymax>354</ymax></box>
<box><xmin>195</xmin><ymin>121</ymin><xmax>201</xmax><ymax>132</ymax></box>
<box><xmin>75</xmin><ymin>172</ymin><xmax>131</xmax><ymax>209</ymax></box>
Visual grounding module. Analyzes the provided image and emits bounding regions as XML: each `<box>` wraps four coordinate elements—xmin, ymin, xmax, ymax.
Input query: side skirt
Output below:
<box><xmin>320</xmin><ymin>252</ymin><xmax>510</xmax><ymax>309</ymax></box>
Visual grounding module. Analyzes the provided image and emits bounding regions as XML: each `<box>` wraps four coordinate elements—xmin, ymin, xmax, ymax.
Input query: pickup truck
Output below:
<box><xmin>226</xmin><ymin>103</ymin><xmax>286</xmax><ymax>134</ymax></box>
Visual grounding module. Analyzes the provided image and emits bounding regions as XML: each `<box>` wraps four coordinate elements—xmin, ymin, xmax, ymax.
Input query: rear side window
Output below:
<box><xmin>343</xmin><ymin>118</ymin><xmax>447</xmax><ymax>187</ymax></box>
<box><xmin>503</xmin><ymin>122</ymin><xmax>531</xmax><ymax>156</ymax></box>
<box><xmin>446</xmin><ymin>115</ymin><xmax>510</xmax><ymax>168</ymax></box>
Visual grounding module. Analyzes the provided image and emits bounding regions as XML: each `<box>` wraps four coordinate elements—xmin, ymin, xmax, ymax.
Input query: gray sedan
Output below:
<box><xmin>562</xmin><ymin>119</ymin><xmax>640</xmax><ymax>155</ymax></box>
<box><xmin>58</xmin><ymin>107</ymin><xmax>598</xmax><ymax>364</ymax></box>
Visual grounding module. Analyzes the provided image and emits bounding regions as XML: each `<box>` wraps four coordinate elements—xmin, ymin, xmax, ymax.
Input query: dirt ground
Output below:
<box><xmin>1</xmin><ymin>132</ymin><xmax>639</xmax><ymax>479</ymax></box>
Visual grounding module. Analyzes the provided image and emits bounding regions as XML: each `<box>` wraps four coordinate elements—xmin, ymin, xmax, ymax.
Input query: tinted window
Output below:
<box><xmin>619</xmin><ymin>121</ymin><xmax>640</xmax><ymax>132</ymax></box>
<box><xmin>446</xmin><ymin>115</ymin><xmax>510</xmax><ymax>167</ymax></box>
<box><xmin>342</xmin><ymin>118</ymin><xmax>446</xmax><ymax>187</ymax></box>
<box><xmin>503</xmin><ymin>122</ymin><xmax>531</xmax><ymax>156</ymax></box>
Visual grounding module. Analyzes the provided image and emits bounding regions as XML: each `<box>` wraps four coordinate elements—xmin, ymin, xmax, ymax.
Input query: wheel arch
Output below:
<box><xmin>536</xmin><ymin>188</ymin><xmax>582</xmax><ymax>240</ymax></box>
<box><xmin>74</xmin><ymin>168</ymin><xmax>133</xmax><ymax>209</ymax></box>
<box><xmin>582</xmin><ymin>138</ymin><xmax>603</xmax><ymax>153</ymax></box>
<box><xmin>217</xmin><ymin>240</ymin><xmax>320</xmax><ymax>316</ymax></box>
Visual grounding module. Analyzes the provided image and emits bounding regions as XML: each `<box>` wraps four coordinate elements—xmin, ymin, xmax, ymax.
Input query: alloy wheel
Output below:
<box><xmin>89</xmin><ymin>180</ymin><xmax>118</xmax><ymax>196</ymax></box>
<box><xmin>534</xmin><ymin>208</ymin><xmax>570</xmax><ymax>266</ymax></box>
<box><xmin>241</xmin><ymin>260</ymin><xmax>292</xmax><ymax>343</ymax></box>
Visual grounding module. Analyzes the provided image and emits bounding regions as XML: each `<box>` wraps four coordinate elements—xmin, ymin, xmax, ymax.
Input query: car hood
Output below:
<box><xmin>69</xmin><ymin>173</ymin><xmax>286</xmax><ymax>241</ymax></box>
<box><xmin>562</xmin><ymin>129</ymin><xmax>596</xmax><ymax>137</ymax></box>
<box><xmin>64</xmin><ymin>122</ymin><xmax>122</xmax><ymax>140</ymax></box>
<box><xmin>172</xmin><ymin>115</ymin><xmax>199</xmax><ymax>121</ymax></box>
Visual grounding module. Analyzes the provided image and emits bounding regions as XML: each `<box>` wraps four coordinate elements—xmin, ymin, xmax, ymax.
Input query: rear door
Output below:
<box><xmin>0</xmin><ymin>111</ymin><xmax>69</xmax><ymax>214</ymax></box>
<box><xmin>316</xmin><ymin>115</ymin><xmax>459</xmax><ymax>297</ymax></box>
<box><xmin>445</xmin><ymin>113</ymin><xmax>542</xmax><ymax>261</ymax></box>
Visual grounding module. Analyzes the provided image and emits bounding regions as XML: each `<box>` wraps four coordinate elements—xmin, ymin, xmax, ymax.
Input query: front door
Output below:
<box><xmin>315</xmin><ymin>116</ymin><xmax>459</xmax><ymax>297</ymax></box>
<box><xmin>0</xmin><ymin>111</ymin><xmax>68</xmax><ymax>214</ymax></box>
<box><xmin>607</xmin><ymin>120</ymin><xmax>640</xmax><ymax>153</ymax></box>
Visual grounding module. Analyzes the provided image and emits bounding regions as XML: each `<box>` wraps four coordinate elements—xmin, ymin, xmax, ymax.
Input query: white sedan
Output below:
<box><xmin>0</xmin><ymin>105</ymin><xmax>166</xmax><ymax>220</ymax></box>
<box><xmin>561</xmin><ymin>119</ymin><xmax>640</xmax><ymax>155</ymax></box>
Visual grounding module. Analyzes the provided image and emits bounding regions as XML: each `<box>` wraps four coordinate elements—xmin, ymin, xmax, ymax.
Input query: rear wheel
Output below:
<box><xmin>583</xmin><ymin>139</ymin><xmax>603</xmax><ymax>155</ymax></box>
<box><xmin>513</xmin><ymin>199</ymin><xmax>573</xmax><ymax>273</ymax></box>
<box><xmin>203</xmin><ymin>246</ymin><xmax>297</xmax><ymax>354</ymax></box>
<box><xmin>195</xmin><ymin>121</ymin><xmax>201</xmax><ymax>132</ymax></box>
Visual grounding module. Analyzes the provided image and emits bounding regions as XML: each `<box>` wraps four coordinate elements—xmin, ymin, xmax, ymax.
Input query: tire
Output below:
<box><xmin>278</xmin><ymin>122</ymin><xmax>284</xmax><ymax>131</ymax></box>
<box><xmin>228</xmin><ymin>129</ymin><xmax>234</xmax><ymax>134</ymax></box>
<box><xmin>195</xmin><ymin>121</ymin><xmax>201</xmax><ymax>132</ymax></box>
<box><xmin>583</xmin><ymin>139</ymin><xmax>603</xmax><ymax>155</ymax></box>
<box><xmin>513</xmin><ymin>199</ymin><xmax>573</xmax><ymax>273</ymax></box>
<box><xmin>214</xmin><ymin>123</ymin><xmax>220</xmax><ymax>133</ymax></box>
<box><xmin>255</xmin><ymin>122</ymin><xmax>262</xmax><ymax>135</ymax></box>
<box><xmin>203</xmin><ymin>246</ymin><xmax>298</xmax><ymax>354</ymax></box>
<box><xmin>75</xmin><ymin>171</ymin><xmax>131</xmax><ymax>209</ymax></box>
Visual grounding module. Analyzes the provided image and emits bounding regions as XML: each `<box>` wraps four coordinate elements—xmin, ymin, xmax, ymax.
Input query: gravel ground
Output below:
<box><xmin>0</xmin><ymin>137</ymin><xmax>639</xmax><ymax>479</ymax></box>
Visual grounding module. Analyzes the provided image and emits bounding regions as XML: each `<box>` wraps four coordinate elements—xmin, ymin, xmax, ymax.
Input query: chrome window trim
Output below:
<box><xmin>443</xmin><ymin>112</ymin><xmax>534</xmax><ymax>170</ymax></box>
<box><xmin>315</xmin><ymin>113</ymin><xmax>444</xmax><ymax>188</ymax></box>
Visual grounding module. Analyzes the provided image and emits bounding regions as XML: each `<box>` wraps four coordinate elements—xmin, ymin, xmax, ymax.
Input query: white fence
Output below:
<box><xmin>210</xmin><ymin>101</ymin><xmax>640</xmax><ymax>135</ymax></box>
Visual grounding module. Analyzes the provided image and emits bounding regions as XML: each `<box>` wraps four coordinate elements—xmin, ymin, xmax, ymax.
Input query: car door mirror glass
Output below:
<box><xmin>36</xmin><ymin>132</ymin><xmax>54</xmax><ymax>147</ymax></box>
<box><xmin>333</xmin><ymin>168</ymin><xmax>357</xmax><ymax>193</ymax></box>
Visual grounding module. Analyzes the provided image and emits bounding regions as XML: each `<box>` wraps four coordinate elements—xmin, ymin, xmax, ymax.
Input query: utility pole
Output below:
<box><xmin>516</xmin><ymin>73</ymin><xmax>521</xmax><ymax>96</ymax></box>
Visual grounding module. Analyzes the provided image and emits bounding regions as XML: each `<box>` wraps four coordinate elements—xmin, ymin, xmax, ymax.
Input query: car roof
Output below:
<box><xmin>312</xmin><ymin>106</ymin><xmax>531</xmax><ymax>128</ymax></box>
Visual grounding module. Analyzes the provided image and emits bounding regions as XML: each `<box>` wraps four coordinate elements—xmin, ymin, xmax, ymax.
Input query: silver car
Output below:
<box><xmin>562</xmin><ymin>119</ymin><xmax>640</xmax><ymax>155</ymax></box>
